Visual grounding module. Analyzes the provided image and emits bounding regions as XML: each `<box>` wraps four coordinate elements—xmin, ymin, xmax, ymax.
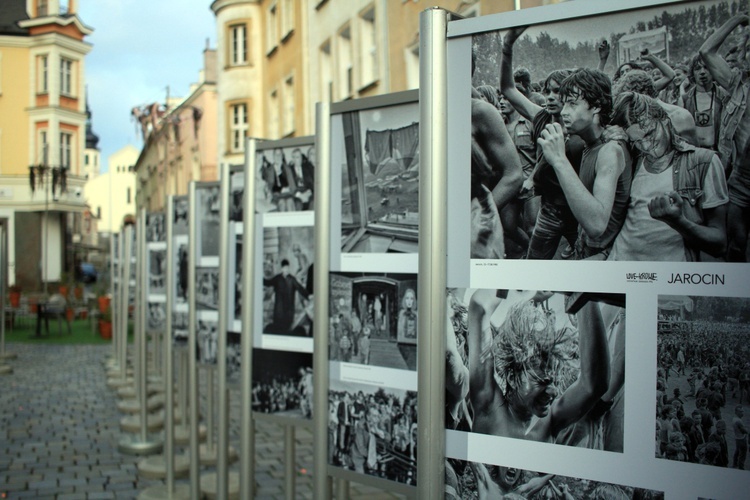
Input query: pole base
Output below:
<box><xmin>0</xmin><ymin>364</ymin><xmax>12</xmax><ymax>375</ymax></box>
<box><xmin>118</xmin><ymin>435</ymin><xmax>163</xmax><ymax>456</ymax></box>
<box><xmin>200</xmin><ymin>472</ymin><xmax>240</xmax><ymax>500</ymax></box>
<box><xmin>0</xmin><ymin>352</ymin><xmax>18</xmax><ymax>361</ymax></box>
<box><xmin>120</xmin><ymin>412</ymin><xmax>165</xmax><ymax>434</ymax></box>
<box><xmin>174</xmin><ymin>424</ymin><xmax>207</xmax><ymax>446</ymax></box>
<box><xmin>138</xmin><ymin>483</ymin><xmax>191</xmax><ymax>500</ymax></box>
<box><xmin>199</xmin><ymin>443</ymin><xmax>239</xmax><ymax>466</ymax></box>
<box><xmin>137</xmin><ymin>452</ymin><xmax>190</xmax><ymax>479</ymax></box>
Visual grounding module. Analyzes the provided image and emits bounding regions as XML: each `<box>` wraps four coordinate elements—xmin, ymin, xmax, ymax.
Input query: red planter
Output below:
<box><xmin>99</xmin><ymin>320</ymin><xmax>112</xmax><ymax>339</ymax></box>
<box><xmin>9</xmin><ymin>291</ymin><xmax>20</xmax><ymax>308</ymax></box>
<box><xmin>98</xmin><ymin>296</ymin><xmax>110</xmax><ymax>313</ymax></box>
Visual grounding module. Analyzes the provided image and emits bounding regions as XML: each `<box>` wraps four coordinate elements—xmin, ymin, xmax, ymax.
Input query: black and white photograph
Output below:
<box><xmin>174</xmin><ymin>238</ymin><xmax>188</xmax><ymax>305</ymax></box>
<box><xmin>197</xmin><ymin>317</ymin><xmax>219</xmax><ymax>365</ymax></box>
<box><xmin>227</xmin><ymin>332</ymin><xmax>242</xmax><ymax>384</ymax></box>
<box><xmin>148</xmin><ymin>248</ymin><xmax>166</xmax><ymax>296</ymax></box>
<box><xmin>328</xmin><ymin>379</ymin><xmax>418</xmax><ymax>485</ymax></box>
<box><xmin>197</xmin><ymin>183</ymin><xmax>221</xmax><ymax>259</ymax></box>
<box><xmin>196</xmin><ymin>267</ymin><xmax>219</xmax><ymax>311</ymax></box>
<box><xmin>446</xmin><ymin>289</ymin><xmax>625</xmax><ymax>452</ymax></box>
<box><xmin>146</xmin><ymin>212</ymin><xmax>166</xmax><ymax>243</ymax></box>
<box><xmin>334</xmin><ymin>100</ymin><xmax>420</xmax><ymax>254</ymax></box>
<box><xmin>467</xmin><ymin>0</ymin><xmax>749</xmax><ymax>262</ymax></box>
<box><xmin>329</xmin><ymin>273</ymin><xmax>418</xmax><ymax>370</ymax></box>
<box><xmin>445</xmin><ymin>458</ymin><xmax>664</xmax><ymax>499</ymax></box>
<box><xmin>147</xmin><ymin>301</ymin><xmax>166</xmax><ymax>332</ymax></box>
<box><xmin>252</xmin><ymin>348</ymin><xmax>313</xmax><ymax>419</ymax></box>
<box><xmin>173</xmin><ymin>195</ymin><xmax>189</xmax><ymax>236</ymax></box>
<box><xmin>256</xmin><ymin>142</ymin><xmax>315</xmax><ymax>214</ymax></box>
<box><xmin>229</xmin><ymin>167</ymin><xmax>245</xmax><ymax>222</ymax></box>
<box><xmin>172</xmin><ymin>310</ymin><xmax>189</xmax><ymax>343</ymax></box>
<box><xmin>656</xmin><ymin>294</ymin><xmax>750</xmax><ymax>470</ymax></box>
<box><xmin>262</xmin><ymin>226</ymin><xmax>314</xmax><ymax>336</ymax></box>
<box><xmin>231</xmin><ymin>234</ymin><xmax>243</xmax><ymax>323</ymax></box>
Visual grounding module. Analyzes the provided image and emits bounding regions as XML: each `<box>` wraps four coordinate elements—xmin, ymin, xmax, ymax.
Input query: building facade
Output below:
<box><xmin>84</xmin><ymin>145</ymin><xmax>138</xmax><ymax>234</ymax></box>
<box><xmin>0</xmin><ymin>0</ymin><xmax>93</xmax><ymax>290</ymax></box>
<box><xmin>134</xmin><ymin>48</ymin><xmax>219</xmax><ymax>213</ymax></box>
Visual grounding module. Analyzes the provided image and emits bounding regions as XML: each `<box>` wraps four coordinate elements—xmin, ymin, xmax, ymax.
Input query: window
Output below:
<box><xmin>404</xmin><ymin>42</ymin><xmax>420</xmax><ymax>90</ymax></box>
<box><xmin>39</xmin><ymin>55</ymin><xmax>49</xmax><ymax>93</ymax></box>
<box><xmin>337</xmin><ymin>24</ymin><xmax>353</xmax><ymax>99</ymax></box>
<box><xmin>96</xmin><ymin>207</ymin><xmax>101</xmax><ymax>219</ymax></box>
<box><xmin>230</xmin><ymin>23</ymin><xmax>248</xmax><ymax>65</ymax></box>
<box><xmin>268</xmin><ymin>89</ymin><xmax>279</xmax><ymax>139</ymax></box>
<box><xmin>60</xmin><ymin>57</ymin><xmax>73</xmax><ymax>96</ymax></box>
<box><xmin>281</xmin><ymin>0</ymin><xmax>294</xmax><ymax>39</ymax></box>
<box><xmin>60</xmin><ymin>132</ymin><xmax>72</xmax><ymax>169</ymax></box>
<box><xmin>39</xmin><ymin>130</ymin><xmax>49</xmax><ymax>164</ymax></box>
<box><xmin>320</xmin><ymin>40</ymin><xmax>333</xmax><ymax>103</ymax></box>
<box><xmin>37</xmin><ymin>0</ymin><xmax>48</xmax><ymax>16</ymax></box>
<box><xmin>60</xmin><ymin>0</ymin><xmax>69</xmax><ymax>15</ymax></box>
<box><xmin>230</xmin><ymin>103</ymin><xmax>248</xmax><ymax>153</ymax></box>
<box><xmin>127</xmin><ymin>187</ymin><xmax>131</xmax><ymax>204</ymax></box>
<box><xmin>282</xmin><ymin>75</ymin><xmax>295</xmax><ymax>136</ymax></box>
<box><xmin>359</xmin><ymin>7</ymin><xmax>378</xmax><ymax>88</ymax></box>
<box><xmin>266</xmin><ymin>3</ymin><xmax>278</xmax><ymax>54</ymax></box>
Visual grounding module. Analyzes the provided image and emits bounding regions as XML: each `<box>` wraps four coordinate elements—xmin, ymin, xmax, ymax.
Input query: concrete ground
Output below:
<box><xmin>0</xmin><ymin>342</ymin><xmax>406</xmax><ymax>499</ymax></box>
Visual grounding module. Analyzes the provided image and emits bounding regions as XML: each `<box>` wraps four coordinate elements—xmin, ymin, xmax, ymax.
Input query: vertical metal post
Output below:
<box><xmin>417</xmin><ymin>7</ymin><xmax>448</xmax><ymax>500</ymax></box>
<box><xmin>240</xmin><ymin>139</ymin><xmax>257</xmax><ymax>500</ymax></box>
<box><xmin>216</xmin><ymin>164</ymin><xmax>232</xmax><ymax>499</ymax></box>
<box><xmin>165</xmin><ymin>196</ymin><xmax>176</xmax><ymax>496</ymax></box>
<box><xmin>137</xmin><ymin>210</ymin><xmax>149</xmax><ymax>443</ymax></box>
<box><xmin>110</xmin><ymin>232</ymin><xmax>119</xmax><ymax>365</ymax></box>
<box><xmin>206</xmin><ymin>367</ymin><xmax>215</xmax><ymax>452</ymax></box>
<box><xmin>188</xmin><ymin>183</ymin><xmax>200</xmax><ymax>499</ymax></box>
<box><xmin>120</xmin><ymin>226</ymin><xmax>132</xmax><ymax>383</ymax></box>
<box><xmin>313</xmin><ymin>101</ymin><xmax>332</xmax><ymax>500</ymax></box>
<box><xmin>285</xmin><ymin>426</ymin><xmax>295</xmax><ymax>500</ymax></box>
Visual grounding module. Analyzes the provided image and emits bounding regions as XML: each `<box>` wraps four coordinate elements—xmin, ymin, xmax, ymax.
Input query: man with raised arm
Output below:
<box><xmin>467</xmin><ymin>289</ymin><xmax>610</xmax><ymax>442</ymax></box>
<box><xmin>699</xmin><ymin>14</ymin><xmax>750</xmax><ymax>261</ymax></box>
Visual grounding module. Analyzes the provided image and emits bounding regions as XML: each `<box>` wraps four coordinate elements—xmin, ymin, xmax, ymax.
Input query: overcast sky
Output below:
<box><xmin>78</xmin><ymin>1</ymin><xmax>216</xmax><ymax>172</ymax></box>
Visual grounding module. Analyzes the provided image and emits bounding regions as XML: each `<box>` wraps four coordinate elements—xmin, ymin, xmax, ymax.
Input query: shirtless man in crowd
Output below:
<box><xmin>467</xmin><ymin>289</ymin><xmax>610</xmax><ymax>442</ymax></box>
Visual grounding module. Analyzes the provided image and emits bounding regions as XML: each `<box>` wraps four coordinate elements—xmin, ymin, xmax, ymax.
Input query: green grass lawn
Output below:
<box><xmin>4</xmin><ymin>314</ymin><xmax>133</xmax><ymax>345</ymax></box>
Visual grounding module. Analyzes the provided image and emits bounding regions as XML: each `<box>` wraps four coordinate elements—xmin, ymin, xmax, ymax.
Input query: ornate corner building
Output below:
<box><xmin>0</xmin><ymin>0</ymin><xmax>93</xmax><ymax>290</ymax></box>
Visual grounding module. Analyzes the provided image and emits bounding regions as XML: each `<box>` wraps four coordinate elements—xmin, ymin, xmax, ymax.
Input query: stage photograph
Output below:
<box><xmin>252</xmin><ymin>348</ymin><xmax>313</xmax><ymax>419</ymax></box>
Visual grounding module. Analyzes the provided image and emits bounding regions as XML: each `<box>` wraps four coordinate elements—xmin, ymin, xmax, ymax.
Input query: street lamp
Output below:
<box><xmin>29</xmin><ymin>163</ymin><xmax>68</xmax><ymax>297</ymax></box>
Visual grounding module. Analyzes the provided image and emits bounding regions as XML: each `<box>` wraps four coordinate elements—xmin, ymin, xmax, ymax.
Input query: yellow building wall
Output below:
<box><xmin>0</xmin><ymin>44</ymin><xmax>31</xmax><ymax>175</ymax></box>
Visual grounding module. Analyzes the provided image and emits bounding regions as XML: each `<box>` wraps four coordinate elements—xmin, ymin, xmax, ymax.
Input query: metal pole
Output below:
<box><xmin>137</xmin><ymin>210</ymin><xmax>149</xmax><ymax>443</ymax></box>
<box><xmin>216</xmin><ymin>164</ymin><xmax>232</xmax><ymax>499</ymax></box>
<box><xmin>313</xmin><ymin>101</ymin><xmax>332</xmax><ymax>500</ymax></box>
<box><xmin>205</xmin><ymin>367</ymin><xmax>215</xmax><ymax>453</ymax></box>
<box><xmin>285</xmin><ymin>425</ymin><xmax>295</xmax><ymax>500</ymax></box>
<box><xmin>240</xmin><ymin>139</ymin><xmax>257</xmax><ymax>500</ymax></box>
<box><xmin>187</xmin><ymin>183</ymin><xmax>200</xmax><ymax>500</ymax></box>
<box><xmin>165</xmin><ymin>196</ymin><xmax>176</xmax><ymax>495</ymax></box>
<box><xmin>417</xmin><ymin>7</ymin><xmax>449</xmax><ymax>500</ymax></box>
<box><xmin>120</xmin><ymin>226</ymin><xmax>132</xmax><ymax>383</ymax></box>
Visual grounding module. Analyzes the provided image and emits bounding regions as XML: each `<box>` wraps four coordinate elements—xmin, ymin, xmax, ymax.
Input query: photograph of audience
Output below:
<box><xmin>252</xmin><ymin>349</ymin><xmax>313</xmax><ymax>419</ymax></box>
<box><xmin>329</xmin><ymin>273</ymin><xmax>418</xmax><ymax>370</ymax></box>
<box><xmin>329</xmin><ymin>379</ymin><xmax>418</xmax><ymax>485</ymax></box>
<box><xmin>263</xmin><ymin>227</ymin><xmax>314</xmax><ymax>336</ymax></box>
<box><xmin>469</xmin><ymin>0</ymin><xmax>749</xmax><ymax>262</ymax></box>
<box><xmin>446</xmin><ymin>289</ymin><xmax>625</xmax><ymax>452</ymax></box>
<box><xmin>256</xmin><ymin>144</ymin><xmax>315</xmax><ymax>213</ymax></box>
<box><xmin>656</xmin><ymin>295</ymin><xmax>750</xmax><ymax>470</ymax></box>
<box><xmin>446</xmin><ymin>458</ymin><xmax>663</xmax><ymax>499</ymax></box>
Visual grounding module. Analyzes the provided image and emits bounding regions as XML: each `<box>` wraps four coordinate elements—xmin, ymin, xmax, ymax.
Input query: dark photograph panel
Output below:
<box><xmin>252</xmin><ymin>348</ymin><xmax>313</xmax><ymax>419</ymax></box>
<box><xmin>146</xmin><ymin>212</ymin><xmax>166</xmax><ymax>243</ymax></box>
<box><xmin>336</xmin><ymin>101</ymin><xmax>420</xmax><ymax>254</ymax></box>
<box><xmin>446</xmin><ymin>289</ymin><xmax>625</xmax><ymax>453</ymax></box>
<box><xmin>232</xmin><ymin>234</ymin><xmax>243</xmax><ymax>322</ymax></box>
<box><xmin>329</xmin><ymin>379</ymin><xmax>417</xmax><ymax>486</ymax></box>
<box><xmin>446</xmin><ymin>458</ymin><xmax>663</xmax><ymax>499</ymax></box>
<box><xmin>656</xmin><ymin>294</ymin><xmax>750</xmax><ymax>470</ymax></box>
<box><xmin>256</xmin><ymin>143</ymin><xmax>316</xmax><ymax>213</ymax></box>
<box><xmin>148</xmin><ymin>248</ymin><xmax>166</xmax><ymax>296</ymax></box>
<box><xmin>262</xmin><ymin>226</ymin><xmax>314</xmax><ymax>336</ymax></box>
<box><xmin>173</xmin><ymin>196</ymin><xmax>189</xmax><ymax>236</ymax></box>
<box><xmin>229</xmin><ymin>168</ymin><xmax>245</xmax><ymax>222</ymax></box>
<box><xmin>174</xmin><ymin>240</ymin><xmax>188</xmax><ymax>305</ymax></box>
<box><xmin>330</xmin><ymin>273</ymin><xmax>418</xmax><ymax>370</ymax></box>
<box><xmin>469</xmin><ymin>0</ymin><xmax>748</xmax><ymax>262</ymax></box>
<box><xmin>197</xmin><ymin>184</ymin><xmax>221</xmax><ymax>259</ymax></box>
<box><xmin>196</xmin><ymin>267</ymin><xmax>219</xmax><ymax>311</ymax></box>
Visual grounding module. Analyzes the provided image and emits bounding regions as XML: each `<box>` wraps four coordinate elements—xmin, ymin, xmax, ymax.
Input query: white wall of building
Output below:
<box><xmin>84</xmin><ymin>144</ymin><xmax>138</xmax><ymax>233</ymax></box>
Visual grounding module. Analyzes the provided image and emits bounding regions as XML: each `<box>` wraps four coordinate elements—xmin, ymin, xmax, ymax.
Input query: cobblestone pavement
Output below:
<box><xmin>0</xmin><ymin>343</ymin><xmax>406</xmax><ymax>499</ymax></box>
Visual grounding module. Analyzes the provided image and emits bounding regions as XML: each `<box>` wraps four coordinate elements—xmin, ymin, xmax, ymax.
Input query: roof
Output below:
<box><xmin>0</xmin><ymin>0</ymin><xmax>30</xmax><ymax>36</ymax></box>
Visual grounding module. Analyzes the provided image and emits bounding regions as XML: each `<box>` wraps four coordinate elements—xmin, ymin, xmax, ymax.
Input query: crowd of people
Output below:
<box><xmin>657</xmin><ymin>319</ymin><xmax>750</xmax><ymax>469</ymax></box>
<box><xmin>471</xmin><ymin>14</ymin><xmax>750</xmax><ymax>262</ymax></box>
<box><xmin>328</xmin><ymin>388</ymin><xmax>418</xmax><ymax>484</ymax></box>
<box><xmin>252</xmin><ymin>367</ymin><xmax>314</xmax><ymax>418</ymax></box>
